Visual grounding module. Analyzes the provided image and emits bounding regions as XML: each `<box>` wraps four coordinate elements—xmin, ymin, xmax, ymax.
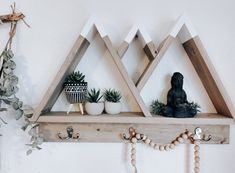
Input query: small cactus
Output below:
<box><xmin>65</xmin><ymin>71</ymin><xmax>85</xmax><ymax>83</ymax></box>
<box><xmin>87</xmin><ymin>88</ymin><xmax>103</xmax><ymax>103</ymax></box>
<box><xmin>103</xmin><ymin>89</ymin><xmax>122</xmax><ymax>103</ymax></box>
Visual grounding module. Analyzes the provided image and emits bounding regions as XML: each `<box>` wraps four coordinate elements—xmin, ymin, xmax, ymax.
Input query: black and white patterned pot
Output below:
<box><xmin>64</xmin><ymin>82</ymin><xmax>88</xmax><ymax>104</ymax></box>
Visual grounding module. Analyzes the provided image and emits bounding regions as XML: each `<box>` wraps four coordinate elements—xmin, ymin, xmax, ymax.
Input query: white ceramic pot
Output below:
<box><xmin>105</xmin><ymin>101</ymin><xmax>122</xmax><ymax>114</ymax></box>
<box><xmin>85</xmin><ymin>102</ymin><xmax>104</xmax><ymax>115</ymax></box>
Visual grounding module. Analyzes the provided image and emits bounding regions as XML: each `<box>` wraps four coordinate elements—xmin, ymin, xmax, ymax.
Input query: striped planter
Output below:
<box><xmin>64</xmin><ymin>82</ymin><xmax>88</xmax><ymax>104</ymax></box>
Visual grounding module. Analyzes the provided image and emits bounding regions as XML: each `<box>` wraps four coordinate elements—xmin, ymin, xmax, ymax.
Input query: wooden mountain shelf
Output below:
<box><xmin>30</xmin><ymin>15</ymin><xmax>235</xmax><ymax>144</ymax></box>
<box><xmin>38</xmin><ymin>113</ymin><xmax>233</xmax><ymax>125</ymax></box>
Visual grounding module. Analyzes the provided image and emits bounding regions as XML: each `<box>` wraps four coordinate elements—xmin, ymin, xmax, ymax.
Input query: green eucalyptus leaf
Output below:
<box><xmin>15</xmin><ymin>109</ymin><xmax>23</xmax><ymax>120</ymax></box>
<box><xmin>28</xmin><ymin>128</ymin><xmax>36</xmax><ymax>136</ymax></box>
<box><xmin>21</xmin><ymin>122</ymin><xmax>30</xmax><ymax>131</ymax></box>
<box><xmin>36</xmin><ymin>146</ymin><xmax>42</xmax><ymax>150</ymax></box>
<box><xmin>3</xmin><ymin>60</ymin><xmax>16</xmax><ymax>75</ymax></box>
<box><xmin>2</xmin><ymin>50</ymin><xmax>14</xmax><ymax>61</ymax></box>
<box><xmin>26</xmin><ymin>149</ymin><xmax>32</xmax><ymax>155</ymax></box>
<box><xmin>36</xmin><ymin>137</ymin><xmax>44</xmax><ymax>145</ymax></box>
<box><xmin>0</xmin><ymin>108</ymin><xmax>7</xmax><ymax>112</ymax></box>
<box><xmin>4</xmin><ymin>74</ymin><xmax>18</xmax><ymax>86</ymax></box>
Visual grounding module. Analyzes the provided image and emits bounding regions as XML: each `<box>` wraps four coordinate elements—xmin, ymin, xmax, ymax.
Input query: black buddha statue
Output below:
<box><xmin>163</xmin><ymin>72</ymin><xmax>197</xmax><ymax>118</ymax></box>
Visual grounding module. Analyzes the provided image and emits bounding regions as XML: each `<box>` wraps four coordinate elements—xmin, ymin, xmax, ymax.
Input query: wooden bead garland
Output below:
<box><xmin>129</xmin><ymin>129</ymin><xmax>201</xmax><ymax>173</ymax></box>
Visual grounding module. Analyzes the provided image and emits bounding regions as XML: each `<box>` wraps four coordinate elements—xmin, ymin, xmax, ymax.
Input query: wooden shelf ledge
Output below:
<box><xmin>37</xmin><ymin>112</ymin><xmax>232</xmax><ymax>144</ymax></box>
<box><xmin>37</xmin><ymin>112</ymin><xmax>234</xmax><ymax>125</ymax></box>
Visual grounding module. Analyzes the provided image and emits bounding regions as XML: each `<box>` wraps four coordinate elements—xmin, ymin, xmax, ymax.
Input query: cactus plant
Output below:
<box><xmin>103</xmin><ymin>89</ymin><xmax>122</xmax><ymax>103</ymax></box>
<box><xmin>87</xmin><ymin>88</ymin><xmax>103</xmax><ymax>103</ymax></box>
<box><xmin>65</xmin><ymin>71</ymin><xmax>85</xmax><ymax>83</ymax></box>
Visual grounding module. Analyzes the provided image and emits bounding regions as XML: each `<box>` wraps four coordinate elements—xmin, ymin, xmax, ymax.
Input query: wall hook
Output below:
<box><xmin>193</xmin><ymin>127</ymin><xmax>212</xmax><ymax>142</ymax></box>
<box><xmin>57</xmin><ymin>126</ymin><xmax>80</xmax><ymax>140</ymax></box>
<box><xmin>122</xmin><ymin>127</ymin><xmax>136</xmax><ymax>140</ymax></box>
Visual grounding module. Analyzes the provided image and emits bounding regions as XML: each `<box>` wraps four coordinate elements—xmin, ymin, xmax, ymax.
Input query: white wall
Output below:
<box><xmin>1</xmin><ymin>0</ymin><xmax>235</xmax><ymax>173</ymax></box>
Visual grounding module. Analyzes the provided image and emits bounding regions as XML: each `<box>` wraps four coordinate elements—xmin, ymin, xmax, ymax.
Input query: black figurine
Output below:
<box><xmin>162</xmin><ymin>72</ymin><xmax>197</xmax><ymax>118</ymax></box>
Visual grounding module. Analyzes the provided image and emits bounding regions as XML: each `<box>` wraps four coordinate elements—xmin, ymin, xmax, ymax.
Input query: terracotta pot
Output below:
<box><xmin>85</xmin><ymin>102</ymin><xmax>104</xmax><ymax>115</ymax></box>
<box><xmin>104</xmin><ymin>101</ymin><xmax>121</xmax><ymax>114</ymax></box>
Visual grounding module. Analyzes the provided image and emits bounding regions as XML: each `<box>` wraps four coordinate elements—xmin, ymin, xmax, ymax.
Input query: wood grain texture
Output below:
<box><xmin>117</xmin><ymin>41</ymin><xmax>129</xmax><ymax>58</ymax></box>
<box><xmin>39</xmin><ymin>122</ymin><xmax>230</xmax><ymax>144</ymax></box>
<box><xmin>0</xmin><ymin>13</ymin><xmax>25</xmax><ymax>23</ymax></box>
<box><xmin>102</xmin><ymin>36</ymin><xmax>152</xmax><ymax>117</ymax></box>
<box><xmin>30</xmin><ymin>35</ymin><xmax>90</xmax><ymax>122</ymax></box>
<box><xmin>183</xmin><ymin>36</ymin><xmax>235</xmax><ymax>118</ymax></box>
<box><xmin>136</xmin><ymin>36</ymin><xmax>174</xmax><ymax>90</ymax></box>
<box><xmin>143</xmin><ymin>41</ymin><xmax>157</xmax><ymax>61</ymax></box>
<box><xmin>37</xmin><ymin>112</ymin><xmax>234</xmax><ymax>125</ymax></box>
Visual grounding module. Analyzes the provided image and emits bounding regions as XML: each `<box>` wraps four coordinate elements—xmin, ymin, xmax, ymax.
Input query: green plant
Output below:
<box><xmin>150</xmin><ymin>100</ymin><xmax>165</xmax><ymax>115</ymax></box>
<box><xmin>65</xmin><ymin>71</ymin><xmax>85</xmax><ymax>83</ymax></box>
<box><xmin>187</xmin><ymin>101</ymin><xmax>201</xmax><ymax>113</ymax></box>
<box><xmin>25</xmin><ymin>123</ymin><xmax>44</xmax><ymax>155</ymax></box>
<box><xmin>103</xmin><ymin>89</ymin><xmax>122</xmax><ymax>103</ymax></box>
<box><xmin>87</xmin><ymin>88</ymin><xmax>103</xmax><ymax>103</ymax></box>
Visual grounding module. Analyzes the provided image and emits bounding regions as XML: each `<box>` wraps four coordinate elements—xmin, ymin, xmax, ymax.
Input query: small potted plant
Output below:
<box><xmin>85</xmin><ymin>88</ymin><xmax>104</xmax><ymax>115</ymax></box>
<box><xmin>103</xmin><ymin>89</ymin><xmax>122</xmax><ymax>114</ymax></box>
<box><xmin>64</xmin><ymin>71</ymin><xmax>88</xmax><ymax>114</ymax></box>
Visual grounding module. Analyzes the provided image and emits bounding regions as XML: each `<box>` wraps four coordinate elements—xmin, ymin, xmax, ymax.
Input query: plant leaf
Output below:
<box><xmin>26</xmin><ymin>149</ymin><xmax>32</xmax><ymax>155</ymax></box>
<box><xmin>15</xmin><ymin>109</ymin><xmax>23</xmax><ymax>120</ymax></box>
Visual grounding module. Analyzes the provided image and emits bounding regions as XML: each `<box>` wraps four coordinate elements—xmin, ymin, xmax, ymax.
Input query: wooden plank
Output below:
<box><xmin>37</xmin><ymin>112</ymin><xmax>234</xmax><ymax>125</ymax></box>
<box><xmin>117</xmin><ymin>41</ymin><xmax>129</xmax><ymax>58</ymax></box>
<box><xmin>143</xmin><ymin>41</ymin><xmax>157</xmax><ymax>61</ymax></box>
<box><xmin>183</xmin><ymin>36</ymin><xmax>235</xmax><ymax>118</ymax></box>
<box><xmin>39</xmin><ymin>123</ymin><xmax>230</xmax><ymax>144</ymax></box>
<box><xmin>102</xmin><ymin>36</ymin><xmax>152</xmax><ymax>117</ymax></box>
<box><xmin>30</xmin><ymin>35</ymin><xmax>90</xmax><ymax>122</ymax></box>
<box><xmin>136</xmin><ymin>36</ymin><xmax>174</xmax><ymax>90</ymax></box>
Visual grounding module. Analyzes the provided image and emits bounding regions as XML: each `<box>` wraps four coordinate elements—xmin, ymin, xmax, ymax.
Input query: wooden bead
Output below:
<box><xmin>194</xmin><ymin>141</ymin><xmax>200</xmax><ymax>145</ymax></box>
<box><xmin>150</xmin><ymin>141</ymin><xmax>155</xmax><ymax>147</ymax></box>
<box><xmin>131</xmin><ymin>159</ymin><xmax>136</xmax><ymax>166</ymax></box>
<box><xmin>169</xmin><ymin>144</ymin><xmax>175</xmax><ymax>149</ymax></box>
<box><xmin>195</xmin><ymin>156</ymin><xmax>200</xmax><ymax>162</ymax></box>
<box><xmin>194</xmin><ymin>151</ymin><xmax>200</xmax><ymax>157</ymax></box>
<box><xmin>194</xmin><ymin>162</ymin><xmax>200</xmax><ymax>167</ymax></box>
<box><xmin>131</xmin><ymin>154</ymin><xmax>136</xmax><ymax>159</ymax></box>
<box><xmin>193</xmin><ymin>134</ymin><xmax>199</xmax><ymax>140</ymax></box>
<box><xmin>131</xmin><ymin>148</ymin><xmax>136</xmax><ymax>154</ymax></box>
<box><xmin>187</xmin><ymin>131</ymin><xmax>193</xmax><ymax>137</ymax></box>
<box><xmin>173</xmin><ymin>140</ymin><xmax>179</xmax><ymax>146</ymax></box>
<box><xmin>194</xmin><ymin>145</ymin><xmax>200</xmax><ymax>151</ymax></box>
<box><xmin>154</xmin><ymin>144</ymin><xmax>159</xmax><ymax>150</ymax></box>
<box><xmin>194</xmin><ymin>167</ymin><xmax>200</xmax><ymax>172</ymax></box>
<box><xmin>142</xmin><ymin>135</ymin><xmax>147</xmax><ymax>141</ymax></box>
<box><xmin>177</xmin><ymin>137</ymin><xmax>184</xmax><ymax>143</ymax></box>
<box><xmin>131</xmin><ymin>131</ymin><xmax>136</xmax><ymax>136</ymax></box>
<box><xmin>136</xmin><ymin>133</ymin><xmax>141</xmax><ymax>140</ymax></box>
<box><xmin>182</xmin><ymin>134</ymin><xmax>188</xmax><ymax>140</ymax></box>
<box><xmin>145</xmin><ymin>138</ymin><xmax>151</xmax><ymax>144</ymax></box>
<box><xmin>131</xmin><ymin>143</ymin><xmax>136</xmax><ymax>149</ymax></box>
<box><xmin>131</xmin><ymin>137</ymin><xmax>137</xmax><ymax>143</ymax></box>
<box><xmin>164</xmin><ymin>145</ymin><xmax>170</xmax><ymax>151</ymax></box>
<box><xmin>159</xmin><ymin>145</ymin><xmax>164</xmax><ymax>151</ymax></box>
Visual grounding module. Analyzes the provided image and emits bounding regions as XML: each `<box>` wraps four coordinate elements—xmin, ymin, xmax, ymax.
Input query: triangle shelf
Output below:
<box><xmin>117</xmin><ymin>24</ymin><xmax>157</xmax><ymax>85</ymax></box>
<box><xmin>30</xmin><ymin>16</ymin><xmax>235</xmax><ymax>144</ymax></box>
<box><xmin>30</xmin><ymin>17</ymin><xmax>151</xmax><ymax>123</ymax></box>
<box><xmin>136</xmin><ymin>15</ymin><xmax>235</xmax><ymax>119</ymax></box>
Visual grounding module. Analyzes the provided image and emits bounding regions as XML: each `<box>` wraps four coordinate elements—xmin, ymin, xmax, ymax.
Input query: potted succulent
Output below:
<box><xmin>85</xmin><ymin>88</ymin><xmax>104</xmax><ymax>115</ymax></box>
<box><xmin>103</xmin><ymin>89</ymin><xmax>122</xmax><ymax>114</ymax></box>
<box><xmin>64</xmin><ymin>71</ymin><xmax>88</xmax><ymax>114</ymax></box>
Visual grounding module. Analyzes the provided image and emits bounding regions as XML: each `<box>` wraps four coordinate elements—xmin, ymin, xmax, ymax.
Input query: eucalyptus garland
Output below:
<box><xmin>0</xmin><ymin>3</ymin><xmax>43</xmax><ymax>154</ymax></box>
